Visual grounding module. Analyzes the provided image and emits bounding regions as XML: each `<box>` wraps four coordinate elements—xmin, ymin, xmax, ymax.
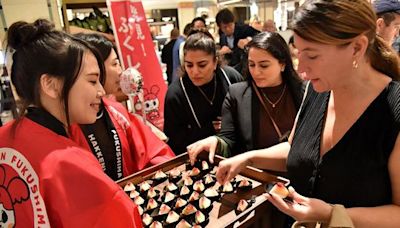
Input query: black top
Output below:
<box><xmin>288</xmin><ymin>81</ymin><xmax>400</xmax><ymax>208</ymax></box>
<box><xmin>164</xmin><ymin>66</ymin><xmax>243</xmax><ymax>154</ymax></box>
<box><xmin>161</xmin><ymin>39</ymin><xmax>177</xmax><ymax>85</ymax></box>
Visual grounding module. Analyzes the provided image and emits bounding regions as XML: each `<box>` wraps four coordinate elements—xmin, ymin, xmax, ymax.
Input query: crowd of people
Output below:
<box><xmin>0</xmin><ymin>0</ymin><xmax>399</xmax><ymax>227</ymax></box>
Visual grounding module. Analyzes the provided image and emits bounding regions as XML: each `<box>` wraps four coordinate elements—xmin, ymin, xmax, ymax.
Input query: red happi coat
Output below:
<box><xmin>0</xmin><ymin>118</ymin><xmax>142</xmax><ymax>227</ymax></box>
<box><xmin>70</xmin><ymin>97</ymin><xmax>175</xmax><ymax>177</ymax></box>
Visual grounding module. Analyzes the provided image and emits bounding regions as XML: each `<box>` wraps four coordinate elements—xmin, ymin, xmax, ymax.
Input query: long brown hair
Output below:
<box><xmin>293</xmin><ymin>0</ymin><xmax>399</xmax><ymax>80</ymax></box>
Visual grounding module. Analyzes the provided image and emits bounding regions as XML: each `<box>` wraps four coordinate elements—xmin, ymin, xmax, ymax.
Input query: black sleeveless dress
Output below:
<box><xmin>287</xmin><ymin>81</ymin><xmax>400</xmax><ymax>208</ymax></box>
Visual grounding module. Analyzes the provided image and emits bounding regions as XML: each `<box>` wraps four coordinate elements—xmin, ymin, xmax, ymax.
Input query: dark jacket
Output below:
<box><xmin>219</xmin><ymin>23</ymin><xmax>259</xmax><ymax>71</ymax></box>
<box><xmin>164</xmin><ymin>66</ymin><xmax>243</xmax><ymax>154</ymax></box>
<box><xmin>218</xmin><ymin>79</ymin><xmax>304</xmax><ymax>156</ymax></box>
<box><xmin>161</xmin><ymin>39</ymin><xmax>177</xmax><ymax>85</ymax></box>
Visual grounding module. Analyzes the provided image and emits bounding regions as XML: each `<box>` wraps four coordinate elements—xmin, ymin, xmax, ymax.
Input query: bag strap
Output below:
<box><xmin>252</xmin><ymin>81</ymin><xmax>283</xmax><ymax>139</ymax></box>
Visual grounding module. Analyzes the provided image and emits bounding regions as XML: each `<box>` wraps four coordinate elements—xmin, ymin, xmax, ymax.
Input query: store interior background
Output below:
<box><xmin>0</xmin><ymin>0</ymin><xmax>305</xmax><ymax>124</ymax></box>
<box><xmin>0</xmin><ymin>0</ymin><xmax>307</xmax><ymax>51</ymax></box>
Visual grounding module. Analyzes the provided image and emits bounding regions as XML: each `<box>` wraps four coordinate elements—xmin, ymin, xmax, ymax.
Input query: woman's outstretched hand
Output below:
<box><xmin>216</xmin><ymin>154</ymin><xmax>250</xmax><ymax>184</ymax></box>
<box><xmin>265</xmin><ymin>186</ymin><xmax>333</xmax><ymax>223</ymax></box>
<box><xmin>187</xmin><ymin>136</ymin><xmax>219</xmax><ymax>165</ymax></box>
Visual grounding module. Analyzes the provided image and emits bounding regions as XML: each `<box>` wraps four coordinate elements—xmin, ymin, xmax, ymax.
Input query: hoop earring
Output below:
<box><xmin>352</xmin><ymin>60</ymin><xmax>358</xmax><ymax>69</ymax></box>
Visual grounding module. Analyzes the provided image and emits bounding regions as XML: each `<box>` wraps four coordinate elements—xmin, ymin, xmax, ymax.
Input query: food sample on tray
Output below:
<box><xmin>181</xmin><ymin>203</ymin><xmax>197</xmax><ymax>216</ymax></box>
<box><xmin>149</xmin><ymin>221</ymin><xmax>163</xmax><ymax>228</ymax></box>
<box><xmin>163</xmin><ymin>191</ymin><xmax>176</xmax><ymax>204</ymax></box>
<box><xmin>220</xmin><ymin>181</ymin><xmax>234</xmax><ymax>193</ymax></box>
<box><xmin>139</xmin><ymin>181</ymin><xmax>152</xmax><ymax>193</ymax></box>
<box><xmin>204</xmin><ymin>174</ymin><xmax>215</xmax><ymax>186</ymax></box>
<box><xmin>146</xmin><ymin>198</ymin><xmax>158</xmax><ymax>211</ymax></box>
<box><xmin>235</xmin><ymin>199</ymin><xmax>253</xmax><ymax>214</ymax></box>
<box><xmin>189</xmin><ymin>167</ymin><xmax>201</xmax><ymax>178</ymax></box>
<box><xmin>201</xmin><ymin>160</ymin><xmax>210</xmax><ymax>171</ymax></box>
<box><xmin>188</xmin><ymin>191</ymin><xmax>200</xmax><ymax>203</ymax></box>
<box><xmin>142</xmin><ymin>213</ymin><xmax>153</xmax><ymax>226</ymax></box>
<box><xmin>158</xmin><ymin>204</ymin><xmax>171</xmax><ymax>215</ymax></box>
<box><xmin>147</xmin><ymin>187</ymin><xmax>159</xmax><ymax>199</ymax></box>
<box><xmin>237</xmin><ymin>179</ymin><xmax>253</xmax><ymax>190</ymax></box>
<box><xmin>166</xmin><ymin>182</ymin><xmax>178</xmax><ymax>192</ymax></box>
<box><xmin>133</xmin><ymin>195</ymin><xmax>145</xmax><ymax>206</ymax></box>
<box><xmin>153</xmin><ymin>170</ymin><xmax>168</xmax><ymax>184</ymax></box>
<box><xmin>199</xmin><ymin>196</ymin><xmax>212</xmax><ymax>211</ymax></box>
<box><xmin>129</xmin><ymin>190</ymin><xmax>140</xmax><ymax>199</ymax></box>
<box><xmin>176</xmin><ymin>219</ymin><xmax>191</xmax><ymax>228</ymax></box>
<box><xmin>165</xmin><ymin>210</ymin><xmax>180</xmax><ymax>224</ymax></box>
<box><xmin>175</xmin><ymin>197</ymin><xmax>188</xmax><ymax>210</ymax></box>
<box><xmin>168</xmin><ymin>168</ymin><xmax>181</xmax><ymax>182</ymax></box>
<box><xmin>193</xmin><ymin>180</ymin><xmax>205</xmax><ymax>192</ymax></box>
<box><xmin>182</xmin><ymin>176</ymin><xmax>194</xmax><ymax>186</ymax></box>
<box><xmin>179</xmin><ymin>185</ymin><xmax>191</xmax><ymax>199</ymax></box>
<box><xmin>121</xmin><ymin>158</ymin><xmax>262</xmax><ymax>227</ymax></box>
<box><xmin>123</xmin><ymin>182</ymin><xmax>135</xmax><ymax>192</ymax></box>
<box><xmin>195</xmin><ymin>210</ymin><xmax>207</xmax><ymax>225</ymax></box>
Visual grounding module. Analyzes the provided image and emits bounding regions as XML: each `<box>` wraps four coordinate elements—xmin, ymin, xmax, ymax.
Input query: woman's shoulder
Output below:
<box><xmin>229</xmin><ymin>81</ymin><xmax>250</xmax><ymax>92</ymax></box>
<box><xmin>165</xmin><ymin>79</ymin><xmax>184</xmax><ymax>99</ymax></box>
<box><xmin>219</xmin><ymin>65</ymin><xmax>243</xmax><ymax>81</ymax></box>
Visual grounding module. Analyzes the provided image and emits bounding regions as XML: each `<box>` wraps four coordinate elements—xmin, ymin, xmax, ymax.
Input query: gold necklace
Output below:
<box><xmin>261</xmin><ymin>84</ymin><xmax>286</xmax><ymax>108</ymax></box>
<box><xmin>197</xmin><ymin>76</ymin><xmax>217</xmax><ymax>106</ymax></box>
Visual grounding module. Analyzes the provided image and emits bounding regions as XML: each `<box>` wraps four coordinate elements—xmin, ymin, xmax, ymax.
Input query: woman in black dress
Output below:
<box><xmin>215</xmin><ymin>0</ymin><xmax>400</xmax><ymax>227</ymax></box>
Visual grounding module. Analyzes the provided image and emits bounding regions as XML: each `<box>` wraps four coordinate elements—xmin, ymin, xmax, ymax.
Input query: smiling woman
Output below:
<box><xmin>164</xmin><ymin>29</ymin><xmax>243</xmax><ymax>154</ymax></box>
<box><xmin>69</xmin><ymin>33</ymin><xmax>175</xmax><ymax>181</ymax></box>
<box><xmin>0</xmin><ymin>19</ymin><xmax>143</xmax><ymax>227</ymax></box>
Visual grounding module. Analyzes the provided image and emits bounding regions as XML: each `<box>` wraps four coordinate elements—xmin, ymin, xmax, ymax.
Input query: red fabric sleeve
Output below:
<box><xmin>127</xmin><ymin>113</ymin><xmax>175</xmax><ymax>168</ymax></box>
<box><xmin>40</xmin><ymin>148</ymin><xmax>142</xmax><ymax>227</ymax></box>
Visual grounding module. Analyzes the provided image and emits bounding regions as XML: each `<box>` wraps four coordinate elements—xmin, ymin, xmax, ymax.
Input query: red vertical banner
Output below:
<box><xmin>107</xmin><ymin>0</ymin><xmax>166</xmax><ymax>130</ymax></box>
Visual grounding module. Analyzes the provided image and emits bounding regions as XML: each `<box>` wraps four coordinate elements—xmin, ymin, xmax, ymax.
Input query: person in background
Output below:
<box><xmin>172</xmin><ymin>23</ymin><xmax>192</xmax><ymax>81</ymax></box>
<box><xmin>262</xmin><ymin>19</ymin><xmax>277</xmax><ymax>33</ymax></box>
<box><xmin>373</xmin><ymin>0</ymin><xmax>400</xmax><ymax>45</ymax></box>
<box><xmin>216</xmin><ymin>8</ymin><xmax>260</xmax><ymax>72</ymax></box>
<box><xmin>216</xmin><ymin>0</ymin><xmax>400</xmax><ymax>227</ymax></box>
<box><xmin>70</xmin><ymin>33</ymin><xmax>175</xmax><ymax>181</ymax></box>
<box><xmin>162</xmin><ymin>28</ymin><xmax>180</xmax><ymax>85</ymax></box>
<box><xmin>188</xmin><ymin>32</ymin><xmax>303</xmax><ymax>164</ymax></box>
<box><xmin>0</xmin><ymin>19</ymin><xmax>141</xmax><ymax>227</ymax></box>
<box><xmin>192</xmin><ymin>17</ymin><xmax>207</xmax><ymax>30</ymax></box>
<box><xmin>164</xmin><ymin>29</ymin><xmax>243</xmax><ymax>154</ymax></box>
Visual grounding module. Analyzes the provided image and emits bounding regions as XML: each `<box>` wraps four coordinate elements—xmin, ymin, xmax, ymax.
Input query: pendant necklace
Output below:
<box><xmin>261</xmin><ymin>84</ymin><xmax>286</xmax><ymax>108</ymax></box>
<box><xmin>197</xmin><ymin>75</ymin><xmax>217</xmax><ymax>106</ymax></box>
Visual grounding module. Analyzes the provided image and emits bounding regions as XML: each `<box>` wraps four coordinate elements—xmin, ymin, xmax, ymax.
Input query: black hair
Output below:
<box><xmin>181</xmin><ymin>29</ymin><xmax>219</xmax><ymax>77</ymax></box>
<box><xmin>74</xmin><ymin>33</ymin><xmax>116</xmax><ymax>63</ymax></box>
<box><xmin>6</xmin><ymin>19</ymin><xmax>105</xmax><ymax>127</ymax></box>
<box><xmin>183</xmin><ymin>23</ymin><xmax>193</xmax><ymax>36</ymax></box>
<box><xmin>377</xmin><ymin>11</ymin><xmax>400</xmax><ymax>26</ymax></box>
<box><xmin>191</xmin><ymin>17</ymin><xmax>206</xmax><ymax>27</ymax></box>
<box><xmin>243</xmin><ymin>32</ymin><xmax>301</xmax><ymax>87</ymax></box>
<box><xmin>184</xmin><ymin>29</ymin><xmax>216</xmax><ymax>58</ymax></box>
<box><xmin>216</xmin><ymin>8</ymin><xmax>235</xmax><ymax>26</ymax></box>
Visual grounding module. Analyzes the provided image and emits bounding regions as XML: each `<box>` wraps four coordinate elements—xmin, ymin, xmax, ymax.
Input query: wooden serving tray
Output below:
<box><xmin>117</xmin><ymin>152</ymin><xmax>288</xmax><ymax>228</ymax></box>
